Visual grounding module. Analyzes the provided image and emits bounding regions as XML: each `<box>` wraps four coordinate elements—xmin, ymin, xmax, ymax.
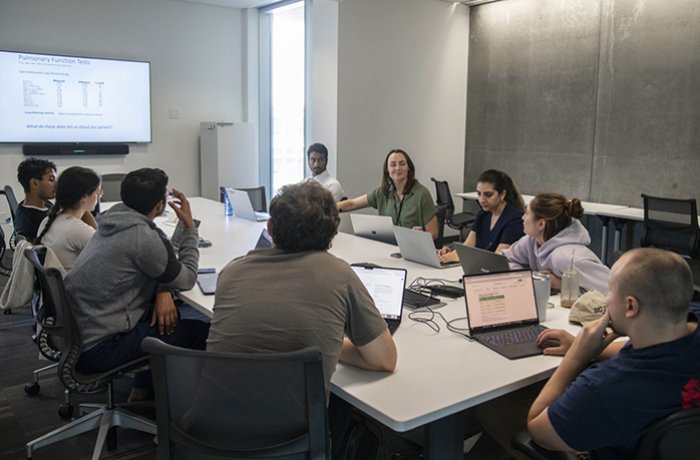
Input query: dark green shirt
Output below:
<box><xmin>367</xmin><ymin>181</ymin><xmax>436</xmax><ymax>229</ymax></box>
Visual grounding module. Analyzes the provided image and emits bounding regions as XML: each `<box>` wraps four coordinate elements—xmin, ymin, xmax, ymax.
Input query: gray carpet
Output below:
<box><xmin>0</xmin><ymin>249</ymin><xmax>156</xmax><ymax>460</ymax></box>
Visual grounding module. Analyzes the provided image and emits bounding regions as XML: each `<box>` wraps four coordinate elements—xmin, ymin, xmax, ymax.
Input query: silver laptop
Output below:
<box><xmin>350</xmin><ymin>214</ymin><xmax>397</xmax><ymax>245</ymax></box>
<box><xmin>463</xmin><ymin>269</ymin><xmax>547</xmax><ymax>359</ymax></box>
<box><xmin>226</xmin><ymin>188</ymin><xmax>270</xmax><ymax>222</ymax></box>
<box><xmin>393</xmin><ymin>226</ymin><xmax>459</xmax><ymax>269</ymax></box>
<box><xmin>454</xmin><ymin>244</ymin><xmax>509</xmax><ymax>275</ymax></box>
<box><xmin>351</xmin><ymin>265</ymin><xmax>407</xmax><ymax>334</ymax></box>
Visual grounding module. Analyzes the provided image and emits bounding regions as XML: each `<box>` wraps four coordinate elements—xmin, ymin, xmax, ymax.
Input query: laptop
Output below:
<box><xmin>350</xmin><ymin>214</ymin><xmax>397</xmax><ymax>245</ymax></box>
<box><xmin>454</xmin><ymin>244</ymin><xmax>510</xmax><ymax>275</ymax></box>
<box><xmin>351</xmin><ymin>265</ymin><xmax>407</xmax><ymax>334</ymax></box>
<box><xmin>197</xmin><ymin>268</ymin><xmax>217</xmax><ymax>295</ymax></box>
<box><xmin>463</xmin><ymin>269</ymin><xmax>547</xmax><ymax>359</ymax></box>
<box><xmin>226</xmin><ymin>188</ymin><xmax>270</xmax><ymax>222</ymax></box>
<box><xmin>393</xmin><ymin>226</ymin><xmax>459</xmax><ymax>269</ymax></box>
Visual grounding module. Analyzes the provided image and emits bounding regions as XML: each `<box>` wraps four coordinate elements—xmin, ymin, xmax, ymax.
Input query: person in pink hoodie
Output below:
<box><xmin>502</xmin><ymin>192</ymin><xmax>610</xmax><ymax>294</ymax></box>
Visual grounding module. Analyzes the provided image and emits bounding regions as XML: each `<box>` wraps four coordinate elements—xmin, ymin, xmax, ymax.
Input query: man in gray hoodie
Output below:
<box><xmin>65</xmin><ymin>168</ymin><xmax>209</xmax><ymax>393</ymax></box>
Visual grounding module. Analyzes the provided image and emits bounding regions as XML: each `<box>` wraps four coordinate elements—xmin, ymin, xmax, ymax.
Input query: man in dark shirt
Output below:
<box><xmin>15</xmin><ymin>158</ymin><xmax>57</xmax><ymax>241</ymax></box>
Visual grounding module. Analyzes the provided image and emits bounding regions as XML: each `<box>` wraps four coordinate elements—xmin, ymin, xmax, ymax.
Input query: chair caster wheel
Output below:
<box><xmin>24</xmin><ymin>382</ymin><xmax>40</xmax><ymax>396</ymax></box>
<box><xmin>58</xmin><ymin>404</ymin><xmax>73</xmax><ymax>418</ymax></box>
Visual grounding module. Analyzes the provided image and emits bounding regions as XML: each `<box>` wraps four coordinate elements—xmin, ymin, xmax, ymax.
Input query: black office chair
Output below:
<box><xmin>235</xmin><ymin>185</ymin><xmax>268</xmax><ymax>212</ymax></box>
<box><xmin>511</xmin><ymin>407</ymin><xmax>700</xmax><ymax>460</ymax></box>
<box><xmin>430</xmin><ymin>178</ymin><xmax>475</xmax><ymax>245</ymax></box>
<box><xmin>640</xmin><ymin>194</ymin><xmax>700</xmax><ymax>291</ymax></box>
<box><xmin>142</xmin><ymin>337</ymin><xmax>329</xmax><ymax>459</ymax></box>
<box><xmin>100</xmin><ymin>173</ymin><xmax>126</xmax><ymax>202</ymax></box>
<box><xmin>0</xmin><ymin>224</ymin><xmax>10</xmax><ymax>277</ymax></box>
<box><xmin>2</xmin><ymin>184</ymin><xmax>20</xmax><ymax>250</ymax></box>
<box><xmin>23</xmin><ymin>247</ymin><xmax>156</xmax><ymax>460</ymax></box>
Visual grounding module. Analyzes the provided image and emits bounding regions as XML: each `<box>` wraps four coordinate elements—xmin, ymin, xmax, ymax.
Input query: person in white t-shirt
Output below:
<box><xmin>36</xmin><ymin>167</ymin><xmax>101</xmax><ymax>271</ymax></box>
<box><xmin>306</xmin><ymin>142</ymin><xmax>345</xmax><ymax>201</ymax></box>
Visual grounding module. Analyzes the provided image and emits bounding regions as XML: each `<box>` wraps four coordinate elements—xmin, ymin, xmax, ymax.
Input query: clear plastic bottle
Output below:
<box><xmin>560</xmin><ymin>251</ymin><xmax>580</xmax><ymax>308</ymax></box>
<box><xmin>221</xmin><ymin>186</ymin><xmax>233</xmax><ymax>217</ymax></box>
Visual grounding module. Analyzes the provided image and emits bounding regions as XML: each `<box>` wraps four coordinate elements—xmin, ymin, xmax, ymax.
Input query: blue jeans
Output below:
<box><xmin>78</xmin><ymin>315</ymin><xmax>209</xmax><ymax>389</ymax></box>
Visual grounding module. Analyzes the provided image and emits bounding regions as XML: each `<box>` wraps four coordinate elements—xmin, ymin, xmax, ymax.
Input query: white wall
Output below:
<box><xmin>336</xmin><ymin>0</ymin><xmax>469</xmax><ymax>200</ymax></box>
<box><xmin>0</xmin><ymin>0</ymin><xmax>244</xmax><ymax>197</ymax></box>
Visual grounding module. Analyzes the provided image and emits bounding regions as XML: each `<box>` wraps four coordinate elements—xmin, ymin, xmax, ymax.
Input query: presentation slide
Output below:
<box><xmin>0</xmin><ymin>51</ymin><xmax>151</xmax><ymax>143</ymax></box>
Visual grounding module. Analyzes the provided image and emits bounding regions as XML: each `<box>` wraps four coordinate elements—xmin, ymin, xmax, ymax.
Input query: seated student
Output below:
<box><xmin>207</xmin><ymin>181</ymin><xmax>397</xmax><ymax>397</ymax></box>
<box><xmin>502</xmin><ymin>192</ymin><xmax>610</xmax><ymax>293</ymax></box>
<box><xmin>438</xmin><ymin>169</ymin><xmax>525</xmax><ymax>264</ymax></box>
<box><xmin>65</xmin><ymin>168</ymin><xmax>209</xmax><ymax>399</ymax></box>
<box><xmin>337</xmin><ymin>149</ymin><xmax>438</xmax><ymax>239</ymax></box>
<box><xmin>36</xmin><ymin>167</ymin><xmax>101</xmax><ymax>271</ymax></box>
<box><xmin>306</xmin><ymin>142</ymin><xmax>345</xmax><ymax>201</ymax></box>
<box><xmin>14</xmin><ymin>158</ymin><xmax>57</xmax><ymax>241</ymax></box>
<box><xmin>527</xmin><ymin>248</ymin><xmax>700</xmax><ymax>458</ymax></box>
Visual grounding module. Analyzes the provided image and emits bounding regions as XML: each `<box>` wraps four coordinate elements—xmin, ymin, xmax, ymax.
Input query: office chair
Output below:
<box><xmin>430</xmin><ymin>178</ymin><xmax>475</xmax><ymax>245</ymax></box>
<box><xmin>142</xmin><ymin>337</ymin><xmax>329</xmax><ymax>460</ymax></box>
<box><xmin>511</xmin><ymin>407</ymin><xmax>700</xmax><ymax>460</ymax></box>
<box><xmin>235</xmin><ymin>186</ymin><xmax>268</xmax><ymax>213</ymax></box>
<box><xmin>640</xmin><ymin>194</ymin><xmax>700</xmax><ymax>291</ymax></box>
<box><xmin>100</xmin><ymin>173</ymin><xmax>126</xmax><ymax>202</ymax></box>
<box><xmin>2</xmin><ymin>184</ymin><xmax>19</xmax><ymax>250</ymax></box>
<box><xmin>0</xmin><ymin>224</ymin><xmax>10</xmax><ymax>277</ymax></box>
<box><xmin>23</xmin><ymin>247</ymin><xmax>156</xmax><ymax>460</ymax></box>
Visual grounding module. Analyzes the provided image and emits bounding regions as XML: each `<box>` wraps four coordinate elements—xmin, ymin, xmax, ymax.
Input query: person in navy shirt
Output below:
<box><xmin>528</xmin><ymin>248</ymin><xmax>700</xmax><ymax>459</ymax></box>
<box><xmin>438</xmin><ymin>169</ymin><xmax>525</xmax><ymax>263</ymax></box>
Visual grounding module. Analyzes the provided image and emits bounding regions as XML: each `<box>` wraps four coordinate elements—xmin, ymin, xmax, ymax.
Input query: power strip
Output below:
<box><xmin>429</xmin><ymin>285</ymin><xmax>464</xmax><ymax>299</ymax></box>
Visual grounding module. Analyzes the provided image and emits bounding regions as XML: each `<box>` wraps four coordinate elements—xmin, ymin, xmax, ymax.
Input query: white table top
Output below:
<box><xmin>170</xmin><ymin>198</ymin><xmax>579</xmax><ymax>433</ymax></box>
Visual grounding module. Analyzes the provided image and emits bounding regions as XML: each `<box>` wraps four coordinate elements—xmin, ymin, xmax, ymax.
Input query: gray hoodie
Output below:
<box><xmin>65</xmin><ymin>203</ymin><xmax>199</xmax><ymax>350</ymax></box>
<box><xmin>502</xmin><ymin>219</ymin><xmax>610</xmax><ymax>294</ymax></box>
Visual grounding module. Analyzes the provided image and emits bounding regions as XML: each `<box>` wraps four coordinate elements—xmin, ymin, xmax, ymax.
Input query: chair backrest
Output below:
<box><xmin>235</xmin><ymin>186</ymin><xmax>268</xmax><ymax>213</ymax></box>
<box><xmin>635</xmin><ymin>406</ymin><xmax>700</xmax><ymax>460</ymax></box>
<box><xmin>641</xmin><ymin>194</ymin><xmax>700</xmax><ymax>258</ymax></box>
<box><xmin>23</xmin><ymin>247</ymin><xmax>108</xmax><ymax>394</ymax></box>
<box><xmin>100</xmin><ymin>173</ymin><xmax>126</xmax><ymax>202</ymax></box>
<box><xmin>142</xmin><ymin>337</ymin><xmax>329</xmax><ymax>460</ymax></box>
<box><xmin>0</xmin><ymin>224</ymin><xmax>9</xmax><ymax>276</ymax></box>
<box><xmin>2</xmin><ymin>185</ymin><xmax>19</xmax><ymax>222</ymax></box>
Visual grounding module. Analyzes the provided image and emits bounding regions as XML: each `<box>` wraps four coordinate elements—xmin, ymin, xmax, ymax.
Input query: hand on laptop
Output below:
<box><xmin>168</xmin><ymin>189</ymin><xmax>195</xmax><ymax>229</ymax></box>
<box><xmin>438</xmin><ymin>247</ymin><xmax>459</xmax><ymax>264</ymax></box>
<box><xmin>536</xmin><ymin>329</ymin><xmax>575</xmax><ymax>356</ymax></box>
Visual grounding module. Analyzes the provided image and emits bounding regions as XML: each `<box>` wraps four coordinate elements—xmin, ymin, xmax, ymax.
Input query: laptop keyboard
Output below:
<box><xmin>479</xmin><ymin>324</ymin><xmax>547</xmax><ymax>347</ymax></box>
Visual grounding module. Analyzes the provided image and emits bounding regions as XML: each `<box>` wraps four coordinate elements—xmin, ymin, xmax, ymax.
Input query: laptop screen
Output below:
<box><xmin>463</xmin><ymin>270</ymin><xmax>538</xmax><ymax>331</ymax></box>
<box><xmin>351</xmin><ymin>266</ymin><xmax>406</xmax><ymax>320</ymax></box>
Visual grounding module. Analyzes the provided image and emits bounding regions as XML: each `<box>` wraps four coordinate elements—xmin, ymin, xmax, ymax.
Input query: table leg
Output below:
<box><xmin>597</xmin><ymin>216</ymin><xmax>611</xmax><ymax>265</ymax></box>
<box><xmin>423</xmin><ymin>412</ymin><xmax>466</xmax><ymax>460</ymax></box>
<box><xmin>612</xmin><ymin>218</ymin><xmax>626</xmax><ymax>256</ymax></box>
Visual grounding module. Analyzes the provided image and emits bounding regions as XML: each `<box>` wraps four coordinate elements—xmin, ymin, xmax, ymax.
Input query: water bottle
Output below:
<box><xmin>560</xmin><ymin>251</ymin><xmax>580</xmax><ymax>308</ymax></box>
<box><xmin>221</xmin><ymin>186</ymin><xmax>233</xmax><ymax>217</ymax></box>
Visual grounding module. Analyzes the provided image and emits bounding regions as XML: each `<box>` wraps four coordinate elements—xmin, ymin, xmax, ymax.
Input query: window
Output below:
<box><xmin>259</xmin><ymin>1</ymin><xmax>306</xmax><ymax>196</ymax></box>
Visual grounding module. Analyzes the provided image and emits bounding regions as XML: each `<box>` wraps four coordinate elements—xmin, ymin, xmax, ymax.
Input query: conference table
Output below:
<box><xmin>455</xmin><ymin>191</ymin><xmax>632</xmax><ymax>265</ymax></box>
<box><xmin>170</xmin><ymin>197</ymin><xmax>579</xmax><ymax>459</ymax></box>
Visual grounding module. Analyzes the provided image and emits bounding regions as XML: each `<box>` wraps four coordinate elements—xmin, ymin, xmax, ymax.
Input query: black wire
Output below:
<box><xmin>407</xmin><ymin>305</ymin><xmax>474</xmax><ymax>340</ymax></box>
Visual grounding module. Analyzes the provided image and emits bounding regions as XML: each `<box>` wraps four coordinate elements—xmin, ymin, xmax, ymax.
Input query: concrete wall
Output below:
<box><xmin>337</xmin><ymin>0</ymin><xmax>469</xmax><ymax>202</ymax></box>
<box><xmin>0</xmin><ymin>0</ymin><xmax>243</xmax><ymax>198</ymax></box>
<box><xmin>466</xmin><ymin>0</ymin><xmax>700</xmax><ymax>207</ymax></box>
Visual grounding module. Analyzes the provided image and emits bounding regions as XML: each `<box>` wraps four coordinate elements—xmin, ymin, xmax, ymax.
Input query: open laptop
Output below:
<box><xmin>350</xmin><ymin>214</ymin><xmax>397</xmax><ymax>245</ymax></box>
<box><xmin>393</xmin><ymin>226</ymin><xmax>459</xmax><ymax>269</ymax></box>
<box><xmin>463</xmin><ymin>269</ymin><xmax>547</xmax><ymax>359</ymax></box>
<box><xmin>351</xmin><ymin>265</ymin><xmax>407</xmax><ymax>334</ymax></box>
<box><xmin>454</xmin><ymin>244</ymin><xmax>510</xmax><ymax>275</ymax></box>
<box><xmin>226</xmin><ymin>188</ymin><xmax>270</xmax><ymax>222</ymax></box>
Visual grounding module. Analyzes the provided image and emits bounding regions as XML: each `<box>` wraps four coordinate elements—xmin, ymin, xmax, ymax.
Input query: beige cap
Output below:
<box><xmin>569</xmin><ymin>290</ymin><xmax>607</xmax><ymax>325</ymax></box>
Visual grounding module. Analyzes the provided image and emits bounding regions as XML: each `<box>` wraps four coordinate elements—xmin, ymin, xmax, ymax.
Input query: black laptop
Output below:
<box><xmin>463</xmin><ymin>269</ymin><xmax>547</xmax><ymax>359</ymax></box>
<box><xmin>351</xmin><ymin>265</ymin><xmax>407</xmax><ymax>334</ymax></box>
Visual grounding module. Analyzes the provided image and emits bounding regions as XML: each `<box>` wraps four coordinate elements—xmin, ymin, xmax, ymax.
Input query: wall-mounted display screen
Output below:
<box><xmin>0</xmin><ymin>50</ymin><xmax>151</xmax><ymax>143</ymax></box>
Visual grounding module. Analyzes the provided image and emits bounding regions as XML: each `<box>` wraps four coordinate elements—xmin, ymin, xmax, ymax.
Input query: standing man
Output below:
<box><xmin>15</xmin><ymin>157</ymin><xmax>57</xmax><ymax>241</ymax></box>
<box><xmin>207</xmin><ymin>181</ymin><xmax>396</xmax><ymax>397</ymax></box>
<box><xmin>65</xmin><ymin>168</ymin><xmax>209</xmax><ymax>400</ymax></box>
<box><xmin>306</xmin><ymin>142</ymin><xmax>345</xmax><ymax>202</ymax></box>
<box><xmin>527</xmin><ymin>248</ymin><xmax>700</xmax><ymax>458</ymax></box>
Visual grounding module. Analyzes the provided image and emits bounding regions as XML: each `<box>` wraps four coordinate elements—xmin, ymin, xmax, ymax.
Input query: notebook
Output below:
<box><xmin>351</xmin><ymin>265</ymin><xmax>407</xmax><ymax>334</ymax></box>
<box><xmin>393</xmin><ymin>226</ymin><xmax>459</xmax><ymax>269</ymax></box>
<box><xmin>463</xmin><ymin>269</ymin><xmax>547</xmax><ymax>359</ymax></box>
<box><xmin>226</xmin><ymin>188</ymin><xmax>270</xmax><ymax>222</ymax></box>
<box><xmin>454</xmin><ymin>244</ymin><xmax>510</xmax><ymax>275</ymax></box>
<box><xmin>350</xmin><ymin>214</ymin><xmax>397</xmax><ymax>245</ymax></box>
